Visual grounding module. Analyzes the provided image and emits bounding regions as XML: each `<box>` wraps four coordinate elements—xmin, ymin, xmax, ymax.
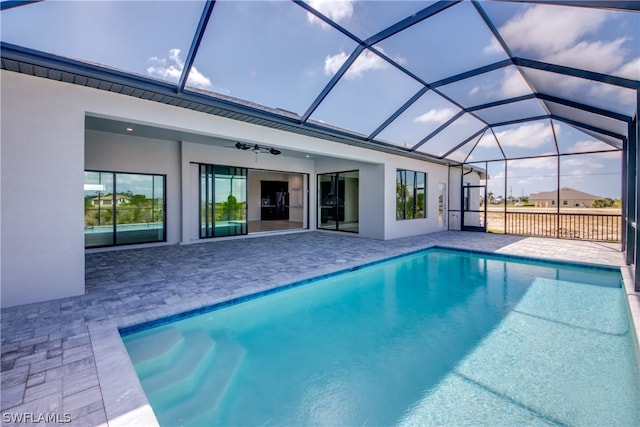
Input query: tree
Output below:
<box><xmin>592</xmin><ymin>198</ymin><xmax>614</xmax><ymax>208</ymax></box>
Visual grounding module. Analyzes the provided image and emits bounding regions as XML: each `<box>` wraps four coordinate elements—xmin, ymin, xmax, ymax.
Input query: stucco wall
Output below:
<box><xmin>1</xmin><ymin>72</ymin><xmax>86</xmax><ymax>307</ymax></box>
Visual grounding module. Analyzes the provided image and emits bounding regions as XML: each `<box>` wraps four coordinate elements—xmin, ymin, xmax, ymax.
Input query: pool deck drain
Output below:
<box><xmin>1</xmin><ymin>231</ymin><xmax>636</xmax><ymax>426</ymax></box>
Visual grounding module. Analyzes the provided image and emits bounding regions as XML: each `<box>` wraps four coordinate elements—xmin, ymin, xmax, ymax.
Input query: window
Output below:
<box><xmin>84</xmin><ymin>171</ymin><xmax>166</xmax><ymax>248</ymax></box>
<box><xmin>396</xmin><ymin>169</ymin><xmax>426</xmax><ymax>220</ymax></box>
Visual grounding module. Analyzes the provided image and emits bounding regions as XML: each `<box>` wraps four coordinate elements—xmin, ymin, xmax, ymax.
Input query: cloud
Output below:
<box><xmin>467</xmin><ymin>68</ymin><xmax>531</xmax><ymax>100</ymax></box>
<box><xmin>562</xmin><ymin>157</ymin><xmax>602</xmax><ymax>168</ymax></box>
<box><xmin>587</xmin><ymin>78</ymin><xmax>637</xmax><ymax>108</ymax></box>
<box><xmin>498</xmin><ymin>5</ymin><xmax>607</xmax><ymax>57</ymax></box>
<box><xmin>499</xmin><ymin>67</ymin><xmax>531</xmax><ymax>97</ymax></box>
<box><xmin>568</xmin><ymin>140</ymin><xmax>610</xmax><ymax>152</ymax></box>
<box><xmin>147</xmin><ymin>49</ymin><xmax>211</xmax><ymax>89</ymax></box>
<box><xmin>617</xmin><ymin>57</ymin><xmax>640</xmax><ymax>80</ymax></box>
<box><xmin>492</xmin><ymin>5</ymin><xmax>639</xmax><ymax>78</ymax></box>
<box><xmin>483</xmin><ymin>39</ymin><xmax>503</xmax><ymax>56</ymax></box>
<box><xmin>491</xmin><ymin>171</ymin><xmax>506</xmax><ymax>180</ymax></box>
<box><xmin>324</xmin><ymin>48</ymin><xmax>390</xmax><ymax>79</ymax></box>
<box><xmin>494</xmin><ymin>122</ymin><xmax>554</xmax><ymax>148</ymax></box>
<box><xmin>563</xmin><ymin>142</ymin><xmax>621</xmax><ymax>162</ymax></box>
<box><xmin>477</xmin><ymin>131</ymin><xmax>497</xmax><ymax>148</ymax></box>
<box><xmin>414</xmin><ymin>108</ymin><xmax>456</xmax><ymax>124</ymax></box>
<box><xmin>307</xmin><ymin>0</ymin><xmax>354</xmax><ymax>29</ymax></box>
<box><xmin>544</xmin><ymin>38</ymin><xmax>628</xmax><ymax>74</ymax></box>
<box><xmin>509</xmin><ymin>156</ymin><xmax>557</xmax><ymax>170</ymax></box>
<box><xmin>517</xmin><ymin>175</ymin><xmax>554</xmax><ymax>185</ymax></box>
<box><xmin>324</xmin><ymin>51</ymin><xmax>349</xmax><ymax>76</ymax></box>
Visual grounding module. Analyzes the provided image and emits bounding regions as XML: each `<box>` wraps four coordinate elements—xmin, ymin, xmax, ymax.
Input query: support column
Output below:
<box><xmin>622</xmin><ymin>138</ymin><xmax>628</xmax><ymax>250</ymax></box>
<box><xmin>626</xmin><ymin>120</ymin><xmax>636</xmax><ymax>266</ymax></box>
<box><xmin>633</xmin><ymin>91</ymin><xmax>640</xmax><ymax>291</ymax></box>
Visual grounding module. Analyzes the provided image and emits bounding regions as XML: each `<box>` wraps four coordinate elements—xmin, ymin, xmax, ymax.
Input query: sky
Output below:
<box><xmin>3</xmin><ymin>0</ymin><xmax>637</xmax><ymax>199</ymax></box>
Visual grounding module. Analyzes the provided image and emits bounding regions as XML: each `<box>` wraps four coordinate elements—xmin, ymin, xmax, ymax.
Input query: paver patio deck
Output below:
<box><xmin>1</xmin><ymin>231</ymin><xmax>633</xmax><ymax>426</ymax></box>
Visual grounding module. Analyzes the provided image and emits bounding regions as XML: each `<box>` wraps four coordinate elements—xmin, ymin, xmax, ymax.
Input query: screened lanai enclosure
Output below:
<box><xmin>1</xmin><ymin>0</ymin><xmax>638</xmax><ymax>289</ymax></box>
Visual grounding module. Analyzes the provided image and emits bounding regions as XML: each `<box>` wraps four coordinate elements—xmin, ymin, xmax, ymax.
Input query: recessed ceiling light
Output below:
<box><xmin>126</xmin><ymin>127</ymin><xmax>133</xmax><ymax>132</ymax></box>
<box><xmin>305</xmin><ymin>155</ymin><xmax>310</xmax><ymax>158</ymax></box>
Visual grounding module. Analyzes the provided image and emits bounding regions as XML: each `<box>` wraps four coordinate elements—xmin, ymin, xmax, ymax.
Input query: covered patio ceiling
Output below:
<box><xmin>1</xmin><ymin>0</ymin><xmax>638</xmax><ymax>164</ymax></box>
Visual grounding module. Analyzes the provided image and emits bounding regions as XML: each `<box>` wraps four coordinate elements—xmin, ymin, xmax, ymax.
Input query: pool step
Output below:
<box><xmin>143</xmin><ymin>330</ymin><xmax>216</xmax><ymax>403</ymax></box>
<box><xmin>124</xmin><ymin>326</ymin><xmax>185</xmax><ymax>378</ymax></box>
<box><xmin>156</xmin><ymin>331</ymin><xmax>246</xmax><ymax>426</ymax></box>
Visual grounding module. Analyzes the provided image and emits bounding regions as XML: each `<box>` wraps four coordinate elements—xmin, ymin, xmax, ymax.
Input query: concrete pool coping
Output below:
<box><xmin>84</xmin><ymin>236</ymin><xmax>640</xmax><ymax>427</ymax></box>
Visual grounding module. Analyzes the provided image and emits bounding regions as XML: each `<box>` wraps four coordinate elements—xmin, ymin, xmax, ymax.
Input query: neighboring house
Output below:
<box><xmin>529</xmin><ymin>187</ymin><xmax>600</xmax><ymax>208</ymax></box>
<box><xmin>91</xmin><ymin>194</ymin><xmax>131</xmax><ymax>206</ymax></box>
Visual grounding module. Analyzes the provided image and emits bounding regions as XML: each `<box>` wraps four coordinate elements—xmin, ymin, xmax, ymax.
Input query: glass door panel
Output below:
<box><xmin>84</xmin><ymin>171</ymin><xmax>114</xmax><ymax>247</ymax></box>
<box><xmin>200</xmin><ymin>164</ymin><xmax>247</xmax><ymax>238</ymax></box>
<box><xmin>115</xmin><ymin>174</ymin><xmax>165</xmax><ymax>245</ymax></box>
<box><xmin>215</xmin><ymin>166</ymin><xmax>247</xmax><ymax>237</ymax></box>
<box><xmin>318</xmin><ymin>173</ymin><xmax>337</xmax><ymax>231</ymax></box>
<box><xmin>317</xmin><ymin>171</ymin><xmax>359</xmax><ymax>233</ymax></box>
<box><xmin>339</xmin><ymin>171</ymin><xmax>359</xmax><ymax>233</ymax></box>
<box><xmin>201</xmin><ymin>164</ymin><xmax>214</xmax><ymax>237</ymax></box>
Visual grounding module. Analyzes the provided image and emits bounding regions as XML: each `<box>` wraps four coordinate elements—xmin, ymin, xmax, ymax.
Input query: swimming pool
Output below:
<box><xmin>121</xmin><ymin>247</ymin><xmax>640</xmax><ymax>426</ymax></box>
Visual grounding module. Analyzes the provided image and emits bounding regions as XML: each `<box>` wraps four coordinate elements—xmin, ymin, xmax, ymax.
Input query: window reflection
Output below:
<box><xmin>397</xmin><ymin>169</ymin><xmax>427</xmax><ymax>220</ymax></box>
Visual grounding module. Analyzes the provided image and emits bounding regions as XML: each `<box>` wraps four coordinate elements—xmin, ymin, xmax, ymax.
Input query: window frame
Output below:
<box><xmin>84</xmin><ymin>170</ymin><xmax>167</xmax><ymax>248</ymax></box>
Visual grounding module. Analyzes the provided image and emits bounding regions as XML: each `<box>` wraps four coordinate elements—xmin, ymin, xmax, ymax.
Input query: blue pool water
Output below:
<box><xmin>121</xmin><ymin>248</ymin><xmax>640</xmax><ymax>426</ymax></box>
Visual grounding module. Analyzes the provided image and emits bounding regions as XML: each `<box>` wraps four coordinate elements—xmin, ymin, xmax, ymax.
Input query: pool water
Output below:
<box><xmin>121</xmin><ymin>248</ymin><xmax>640</xmax><ymax>426</ymax></box>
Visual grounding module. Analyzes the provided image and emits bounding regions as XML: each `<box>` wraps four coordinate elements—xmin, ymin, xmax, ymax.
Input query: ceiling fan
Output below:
<box><xmin>235</xmin><ymin>142</ymin><xmax>281</xmax><ymax>156</ymax></box>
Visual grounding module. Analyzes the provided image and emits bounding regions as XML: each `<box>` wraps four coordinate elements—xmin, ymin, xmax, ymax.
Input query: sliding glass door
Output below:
<box><xmin>317</xmin><ymin>170</ymin><xmax>359</xmax><ymax>233</ymax></box>
<box><xmin>200</xmin><ymin>164</ymin><xmax>247</xmax><ymax>238</ymax></box>
<box><xmin>84</xmin><ymin>171</ymin><xmax>165</xmax><ymax>248</ymax></box>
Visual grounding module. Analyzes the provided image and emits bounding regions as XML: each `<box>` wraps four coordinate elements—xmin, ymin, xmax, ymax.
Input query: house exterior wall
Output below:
<box><xmin>532</xmin><ymin>198</ymin><xmax>596</xmax><ymax>208</ymax></box>
<box><xmin>1</xmin><ymin>71</ymin><xmax>86</xmax><ymax>307</ymax></box>
<box><xmin>1</xmin><ymin>70</ymin><xmax>457</xmax><ymax>307</ymax></box>
<box><xmin>448</xmin><ymin>166</ymin><xmax>463</xmax><ymax>230</ymax></box>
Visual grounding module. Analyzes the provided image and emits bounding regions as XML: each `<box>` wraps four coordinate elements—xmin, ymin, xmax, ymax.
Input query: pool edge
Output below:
<box><xmin>621</xmin><ymin>266</ymin><xmax>640</xmax><ymax>369</ymax></box>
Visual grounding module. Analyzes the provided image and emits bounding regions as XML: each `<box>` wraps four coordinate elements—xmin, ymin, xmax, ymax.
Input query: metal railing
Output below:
<box><xmin>504</xmin><ymin>212</ymin><xmax>621</xmax><ymax>242</ymax></box>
